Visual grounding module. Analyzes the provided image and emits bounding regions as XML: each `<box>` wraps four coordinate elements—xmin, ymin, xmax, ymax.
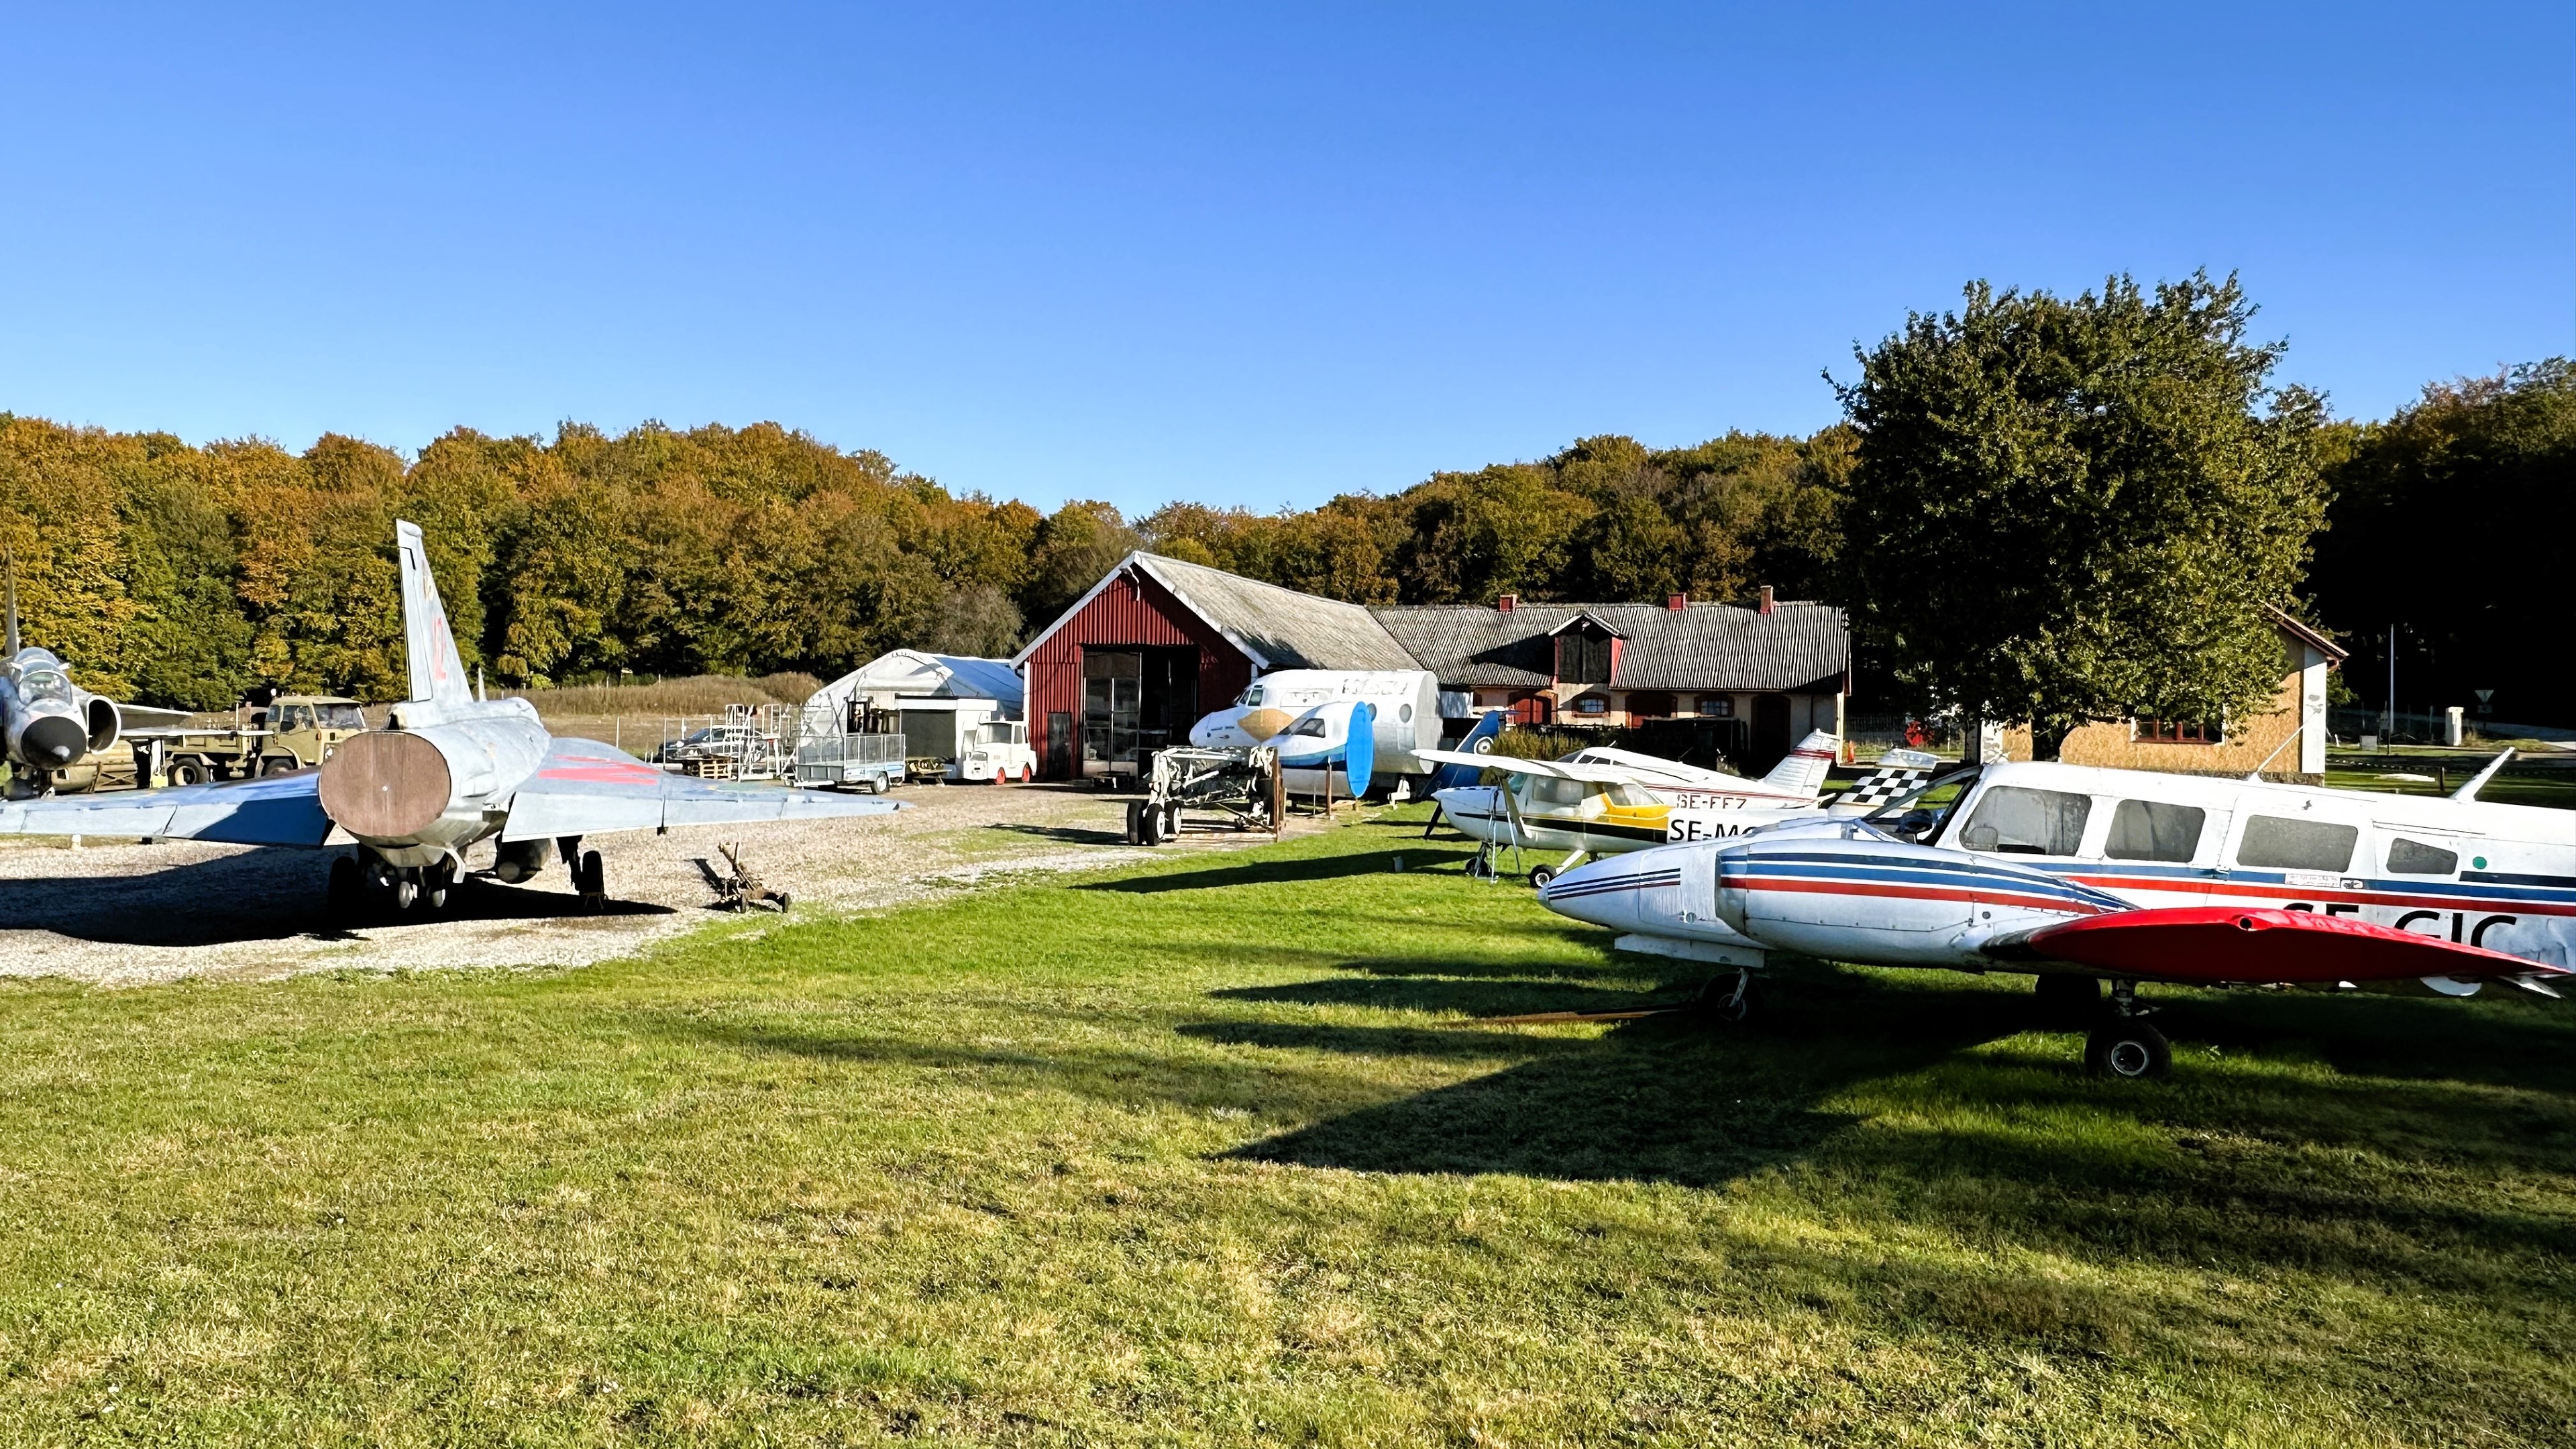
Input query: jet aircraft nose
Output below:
<box><xmin>18</xmin><ymin>713</ymin><xmax>83</xmax><ymax>767</ymax></box>
<box><xmin>1538</xmin><ymin>853</ymin><xmax>1664</xmax><ymax>932</ymax></box>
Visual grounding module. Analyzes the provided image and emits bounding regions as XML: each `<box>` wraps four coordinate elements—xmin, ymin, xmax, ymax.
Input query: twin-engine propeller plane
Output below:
<box><xmin>0</xmin><ymin>522</ymin><xmax>902</xmax><ymax>916</ymax></box>
<box><xmin>1417</xmin><ymin>729</ymin><xmax>1873</xmax><ymax>886</ymax></box>
<box><xmin>1538</xmin><ymin>755</ymin><xmax>2573</xmax><ymax>1079</ymax></box>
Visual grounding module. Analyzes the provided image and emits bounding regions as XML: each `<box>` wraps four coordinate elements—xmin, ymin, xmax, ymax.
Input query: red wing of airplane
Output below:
<box><xmin>2024</xmin><ymin>906</ymin><xmax>2563</xmax><ymax>985</ymax></box>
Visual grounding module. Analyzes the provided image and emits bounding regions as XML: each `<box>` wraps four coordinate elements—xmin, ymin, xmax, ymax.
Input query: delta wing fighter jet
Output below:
<box><xmin>0</xmin><ymin>558</ymin><xmax>189</xmax><ymax>792</ymax></box>
<box><xmin>0</xmin><ymin>522</ymin><xmax>902</xmax><ymax>914</ymax></box>
<box><xmin>1539</xmin><ymin>754</ymin><xmax>2573</xmax><ymax>1079</ymax></box>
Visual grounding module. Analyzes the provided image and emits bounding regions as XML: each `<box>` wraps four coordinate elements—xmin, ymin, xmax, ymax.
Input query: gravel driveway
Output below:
<box><xmin>0</xmin><ymin>782</ymin><xmax>1303</xmax><ymax>987</ymax></box>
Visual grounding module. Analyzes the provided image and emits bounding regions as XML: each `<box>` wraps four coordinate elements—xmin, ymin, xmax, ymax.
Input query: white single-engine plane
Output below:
<box><xmin>1419</xmin><ymin>729</ymin><xmax>1855</xmax><ymax>885</ymax></box>
<box><xmin>0</xmin><ymin>521</ymin><xmax>904</xmax><ymax>915</ymax></box>
<box><xmin>1537</xmin><ymin>755</ymin><xmax>2574</xmax><ymax>1079</ymax></box>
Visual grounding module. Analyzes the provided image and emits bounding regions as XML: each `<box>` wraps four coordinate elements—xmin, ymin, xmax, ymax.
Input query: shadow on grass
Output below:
<box><xmin>1077</xmin><ymin>847</ymin><xmax>1476</xmax><ymax>894</ymax></box>
<box><xmin>1214</xmin><ymin>966</ymin><xmax>2016</xmax><ymax>1187</ymax></box>
<box><xmin>985</xmin><ymin>822</ymin><xmax>1132</xmax><ymax>847</ymax></box>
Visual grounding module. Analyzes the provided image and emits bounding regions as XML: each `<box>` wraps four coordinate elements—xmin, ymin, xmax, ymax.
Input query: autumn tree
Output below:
<box><xmin>1836</xmin><ymin>273</ymin><xmax>2329</xmax><ymax>758</ymax></box>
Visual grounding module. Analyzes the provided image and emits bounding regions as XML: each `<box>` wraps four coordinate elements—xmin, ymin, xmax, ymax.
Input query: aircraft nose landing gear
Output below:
<box><xmin>2084</xmin><ymin>979</ymin><xmax>2171</xmax><ymax>1080</ymax></box>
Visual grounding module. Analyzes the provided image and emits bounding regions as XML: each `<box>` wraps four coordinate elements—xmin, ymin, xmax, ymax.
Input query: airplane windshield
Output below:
<box><xmin>1238</xmin><ymin>687</ymin><xmax>1263</xmax><ymax>706</ymax></box>
<box><xmin>1860</xmin><ymin>764</ymin><xmax>1982</xmax><ymax>845</ymax></box>
<box><xmin>17</xmin><ymin>668</ymin><xmax>72</xmax><ymax>704</ymax></box>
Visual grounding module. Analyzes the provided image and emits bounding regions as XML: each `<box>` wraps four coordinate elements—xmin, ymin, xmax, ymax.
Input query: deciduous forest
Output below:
<box><xmin>0</xmin><ymin>355</ymin><xmax>2563</xmax><ymax>717</ymax></box>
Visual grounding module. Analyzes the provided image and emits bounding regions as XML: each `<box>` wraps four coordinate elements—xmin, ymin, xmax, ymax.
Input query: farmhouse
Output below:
<box><xmin>1370</xmin><ymin>589</ymin><xmax>1850</xmax><ymax>771</ymax></box>
<box><xmin>2002</xmin><ymin>606</ymin><xmax>2347</xmax><ymax>777</ymax></box>
<box><xmin>1016</xmin><ymin>553</ymin><xmax>1853</xmax><ymax>780</ymax></box>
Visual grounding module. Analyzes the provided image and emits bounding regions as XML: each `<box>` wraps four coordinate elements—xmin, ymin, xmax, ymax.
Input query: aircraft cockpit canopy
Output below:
<box><xmin>14</xmin><ymin>665</ymin><xmax>74</xmax><ymax>705</ymax></box>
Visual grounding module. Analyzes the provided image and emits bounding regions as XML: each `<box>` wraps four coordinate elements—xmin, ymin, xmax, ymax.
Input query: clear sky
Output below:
<box><xmin>2</xmin><ymin>3</ymin><xmax>2567</xmax><ymax>516</ymax></box>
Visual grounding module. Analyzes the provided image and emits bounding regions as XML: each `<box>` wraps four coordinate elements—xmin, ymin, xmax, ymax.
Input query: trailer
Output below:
<box><xmin>1123</xmin><ymin>745</ymin><xmax>1281</xmax><ymax>845</ymax></box>
<box><xmin>794</xmin><ymin>729</ymin><xmax>909</xmax><ymax>793</ymax></box>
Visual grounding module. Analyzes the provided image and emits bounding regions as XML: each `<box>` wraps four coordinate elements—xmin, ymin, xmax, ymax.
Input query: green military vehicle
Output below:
<box><xmin>160</xmin><ymin>695</ymin><xmax>371</xmax><ymax>784</ymax></box>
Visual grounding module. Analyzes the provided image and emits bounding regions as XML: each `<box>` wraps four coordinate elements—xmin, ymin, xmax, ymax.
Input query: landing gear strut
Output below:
<box><xmin>2084</xmin><ymin>980</ymin><xmax>2171</xmax><ymax>1080</ymax></box>
<box><xmin>331</xmin><ymin>847</ymin><xmax>459</xmax><ymax>922</ymax></box>
<box><xmin>559</xmin><ymin>835</ymin><xmax>605</xmax><ymax>912</ymax></box>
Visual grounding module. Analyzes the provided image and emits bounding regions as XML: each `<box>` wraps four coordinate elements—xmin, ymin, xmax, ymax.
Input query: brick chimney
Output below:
<box><xmin>1666</xmin><ymin>593</ymin><xmax>1688</xmax><ymax>612</ymax></box>
<box><xmin>1758</xmin><ymin>585</ymin><xmax>1776</xmax><ymax>614</ymax></box>
<box><xmin>1496</xmin><ymin>593</ymin><xmax>1517</xmax><ymax>612</ymax></box>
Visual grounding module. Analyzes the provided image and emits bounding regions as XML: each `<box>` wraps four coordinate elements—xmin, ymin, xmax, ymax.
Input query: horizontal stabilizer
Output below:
<box><xmin>2024</xmin><ymin>906</ymin><xmax>2565</xmax><ymax>985</ymax></box>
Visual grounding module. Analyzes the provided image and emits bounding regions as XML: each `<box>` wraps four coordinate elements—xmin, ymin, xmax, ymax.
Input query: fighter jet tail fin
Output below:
<box><xmin>1760</xmin><ymin>730</ymin><xmax>1841</xmax><ymax>798</ymax></box>
<box><xmin>394</xmin><ymin>521</ymin><xmax>472</xmax><ymax>706</ymax></box>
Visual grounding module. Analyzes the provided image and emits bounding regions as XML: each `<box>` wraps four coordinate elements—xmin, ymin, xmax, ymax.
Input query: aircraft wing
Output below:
<box><xmin>1998</xmin><ymin>906</ymin><xmax>2573</xmax><ymax>987</ymax></box>
<box><xmin>1411</xmin><ymin>747</ymin><xmax>1805</xmax><ymax>796</ymax></box>
<box><xmin>1411</xmin><ymin>748</ymin><xmax>1662</xmax><ymax>788</ymax></box>
<box><xmin>115</xmin><ymin>703</ymin><xmax>198</xmax><ymax>731</ymax></box>
<box><xmin>0</xmin><ymin>770</ymin><xmax>333</xmax><ymax>847</ymax></box>
<box><xmin>498</xmin><ymin>737</ymin><xmax>905</xmax><ymax>841</ymax></box>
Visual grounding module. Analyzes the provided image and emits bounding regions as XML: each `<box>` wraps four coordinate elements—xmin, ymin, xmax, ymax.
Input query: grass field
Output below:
<box><xmin>3</xmin><ymin>810</ymin><xmax>2573</xmax><ymax>1445</ymax></box>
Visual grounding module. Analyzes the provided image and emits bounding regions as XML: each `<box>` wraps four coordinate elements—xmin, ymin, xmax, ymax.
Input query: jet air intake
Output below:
<box><xmin>319</xmin><ymin>731</ymin><xmax>454</xmax><ymax>839</ymax></box>
<box><xmin>17</xmin><ymin>713</ymin><xmax>84</xmax><ymax>767</ymax></box>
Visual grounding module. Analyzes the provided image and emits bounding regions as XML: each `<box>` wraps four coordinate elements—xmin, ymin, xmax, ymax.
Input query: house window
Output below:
<box><xmin>1573</xmin><ymin>693</ymin><xmax>1609</xmax><ymax>716</ymax></box>
<box><xmin>2137</xmin><ymin>718</ymin><xmax>2222</xmax><ymax>745</ymax></box>
<box><xmin>1695</xmin><ymin>695</ymin><xmax>1733</xmax><ymax>718</ymax></box>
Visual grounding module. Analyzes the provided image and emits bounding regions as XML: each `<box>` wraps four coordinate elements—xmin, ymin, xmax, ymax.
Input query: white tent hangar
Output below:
<box><xmin>801</xmin><ymin>651</ymin><xmax>1030</xmax><ymax>782</ymax></box>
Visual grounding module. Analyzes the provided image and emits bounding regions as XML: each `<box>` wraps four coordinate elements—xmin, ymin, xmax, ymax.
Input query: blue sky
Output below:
<box><xmin>1</xmin><ymin>3</ymin><xmax>2567</xmax><ymax>516</ymax></box>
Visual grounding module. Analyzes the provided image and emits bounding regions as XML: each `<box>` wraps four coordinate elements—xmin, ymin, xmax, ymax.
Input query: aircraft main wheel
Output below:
<box><xmin>394</xmin><ymin>878</ymin><xmax>418</xmax><ymax>911</ymax></box>
<box><xmin>1528</xmin><ymin>865</ymin><xmax>1556</xmax><ymax>890</ymax></box>
<box><xmin>2085</xmin><ymin>1020</ymin><xmax>2172</xmax><ymax>1081</ymax></box>
<box><xmin>1713</xmin><ymin>977</ymin><xmax>1758</xmax><ymax>1024</ymax></box>
<box><xmin>2036</xmin><ymin>973</ymin><xmax>2102</xmax><ymax>1026</ymax></box>
<box><xmin>579</xmin><ymin>850</ymin><xmax>606</xmax><ymax>901</ymax></box>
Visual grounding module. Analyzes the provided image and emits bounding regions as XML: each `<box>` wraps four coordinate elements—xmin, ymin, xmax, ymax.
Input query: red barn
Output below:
<box><xmin>1013</xmin><ymin>553</ymin><xmax>1418</xmax><ymax>780</ymax></box>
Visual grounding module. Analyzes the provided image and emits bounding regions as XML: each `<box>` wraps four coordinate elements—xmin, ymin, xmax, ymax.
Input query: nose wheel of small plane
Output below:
<box><xmin>1701</xmin><ymin>969</ymin><xmax>1757</xmax><ymax>1024</ymax></box>
<box><xmin>1527</xmin><ymin>864</ymin><xmax>1556</xmax><ymax>890</ymax></box>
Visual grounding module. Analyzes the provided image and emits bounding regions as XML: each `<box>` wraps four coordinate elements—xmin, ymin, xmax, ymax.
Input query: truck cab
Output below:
<box><xmin>256</xmin><ymin>696</ymin><xmax>370</xmax><ymax>774</ymax></box>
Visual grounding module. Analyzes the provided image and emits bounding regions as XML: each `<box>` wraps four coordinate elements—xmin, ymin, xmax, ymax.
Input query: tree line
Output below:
<box><xmin>0</xmin><ymin>277</ymin><xmax>2563</xmax><ymax>734</ymax></box>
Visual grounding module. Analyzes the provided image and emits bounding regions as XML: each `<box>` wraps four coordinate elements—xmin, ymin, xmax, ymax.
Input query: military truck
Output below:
<box><xmin>160</xmin><ymin>696</ymin><xmax>371</xmax><ymax>784</ymax></box>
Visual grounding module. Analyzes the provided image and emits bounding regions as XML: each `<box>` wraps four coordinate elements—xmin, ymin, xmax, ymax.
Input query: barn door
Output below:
<box><xmin>1046</xmin><ymin>711</ymin><xmax>1073</xmax><ymax>780</ymax></box>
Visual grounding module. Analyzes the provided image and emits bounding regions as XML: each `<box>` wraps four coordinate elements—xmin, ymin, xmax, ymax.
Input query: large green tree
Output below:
<box><xmin>1836</xmin><ymin>273</ymin><xmax>2330</xmax><ymax>759</ymax></box>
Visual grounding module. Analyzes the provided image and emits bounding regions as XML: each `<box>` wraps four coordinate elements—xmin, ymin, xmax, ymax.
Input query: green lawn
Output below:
<box><xmin>3</xmin><ymin>812</ymin><xmax>2572</xmax><ymax>1446</ymax></box>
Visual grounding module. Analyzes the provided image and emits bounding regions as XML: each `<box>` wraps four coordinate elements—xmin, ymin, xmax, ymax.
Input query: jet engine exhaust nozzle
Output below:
<box><xmin>319</xmin><ymin>731</ymin><xmax>454</xmax><ymax>839</ymax></box>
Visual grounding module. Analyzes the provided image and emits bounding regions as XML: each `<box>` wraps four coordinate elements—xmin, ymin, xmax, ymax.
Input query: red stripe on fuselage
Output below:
<box><xmin>1739</xmin><ymin>876</ymin><xmax>2110</xmax><ymax>916</ymax></box>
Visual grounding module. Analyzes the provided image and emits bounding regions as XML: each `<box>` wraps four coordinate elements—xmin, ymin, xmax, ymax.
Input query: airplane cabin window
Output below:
<box><xmin>1289</xmin><ymin>718</ymin><xmax>1328</xmax><ymax>738</ymax></box>
<box><xmin>1605</xmin><ymin>782</ymin><xmax>1657</xmax><ymax>808</ymax></box>
<box><xmin>2385</xmin><ymin>837</ymin><xmax>2460</xmax><ymax>875</ymax></box>
<box><xmin>2105</xmin><ymin>800</ymin><xmax>2205</xmax><ymax>862</ymax></box>
<box><xmin>2236</xmin><ymin>816</ymin><xmax>2359</xmax><ymax>872</ymax></box>
<box><xmin>1527</xmin><ymin>776</ymin><xmax>1589</xmax><ymax>808</ymax></box>
<box><xmin>1957</xmin><ymin>786</ymin><xmax>2092</xmax><ymax>855</ymax></box>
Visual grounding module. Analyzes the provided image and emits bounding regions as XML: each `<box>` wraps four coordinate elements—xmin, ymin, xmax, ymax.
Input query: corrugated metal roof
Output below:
<box><xmin>1123</xmin><ymin>553</ymin><xmax>1419</xmax><ymax>672</ymax></box>
<box><xmin>1370</xmin><ymin>601</ymin><xmax>1850</xmax><ymax>691</ymax></box>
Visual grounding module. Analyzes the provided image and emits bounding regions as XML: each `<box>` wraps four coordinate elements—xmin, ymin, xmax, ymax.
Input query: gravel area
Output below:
<box><xmin>0</xmin><ymin>782</ymin><xmax>1306</xmax><ymax>987</ymax></box>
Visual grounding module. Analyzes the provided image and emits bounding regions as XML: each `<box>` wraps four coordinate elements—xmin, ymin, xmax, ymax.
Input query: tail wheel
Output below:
<box><xmin>2085</xmin><ymin>1020</ymin><xmax>2172</xmax><ymax>1080</ymax></box>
